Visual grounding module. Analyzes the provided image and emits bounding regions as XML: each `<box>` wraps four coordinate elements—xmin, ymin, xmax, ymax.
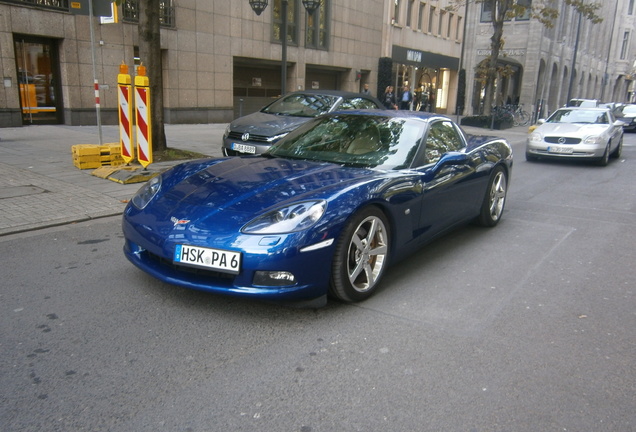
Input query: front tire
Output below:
<box><xmin>477</xmin><ymin>166</ymin><xmax>508</xmax><ymax>227</ymax></box>
<box><xmin>596</xmin><ymin>143</ymin><xmax>610</xmax><ymax>166</ymax></box>
<box><xmin>330</xmin><ymin>207</ymin><xmax>390</xmax><ymax>302</ymax></box>
<box><xmin>610</xmin><ymin>137</ymin><xmax>623</xmax><ymax>159</ymax></box>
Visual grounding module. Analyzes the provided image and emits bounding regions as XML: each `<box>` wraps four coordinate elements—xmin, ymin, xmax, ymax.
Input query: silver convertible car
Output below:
<box><xmin>526</xmin><ymin>107</ymin><xmax>623</xmax><ymax>166</ymax></box>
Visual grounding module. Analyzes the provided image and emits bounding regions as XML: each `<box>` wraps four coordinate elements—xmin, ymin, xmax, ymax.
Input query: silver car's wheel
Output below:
<box><xmin>477</xmin><ymin>166</ymin><xmax>507</xmax><ymax>227</ymax></box>
<box><xmin>330</xmin><ymin>207</ymin><xmax>389</xmax><ymax>302</ymax></box>
<box><xmin>610</xmin><ymin>138</ymin><xmax>623</xmax><ymax>159</ymax></box>
<box><xmin>596</xmin><ymin>143</ymin><xmax>610</xmax><ymax>166</ymax></box>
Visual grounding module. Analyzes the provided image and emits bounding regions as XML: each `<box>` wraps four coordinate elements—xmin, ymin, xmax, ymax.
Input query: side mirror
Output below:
<box><xmin>537</xmin><ymin>119</ymin><xmax>546</xmax><ymax>125</ymax></box>
<box><xmin>437</xmin><ymin>152</ymin><xmax>470</xmax><ymax>166</ymax></box>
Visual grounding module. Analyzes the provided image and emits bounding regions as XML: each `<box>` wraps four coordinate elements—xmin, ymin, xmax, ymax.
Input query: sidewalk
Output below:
<box><xmin>0</xmin><ymin>122</ymin><xmax>528</xmax><ymax>236</ymax></box>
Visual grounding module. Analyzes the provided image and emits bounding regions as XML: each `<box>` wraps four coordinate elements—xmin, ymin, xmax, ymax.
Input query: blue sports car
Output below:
<box><xmin>123</xmin><ymin>111</ymin><xmax>513</xmax><ymax>307</ymax></box>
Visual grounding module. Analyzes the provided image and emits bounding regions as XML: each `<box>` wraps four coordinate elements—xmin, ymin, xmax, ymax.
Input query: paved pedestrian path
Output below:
<box><xmin>0</xmin><ymin>121</ymin><xmax>528</xmax><ymax>236</ymax></box>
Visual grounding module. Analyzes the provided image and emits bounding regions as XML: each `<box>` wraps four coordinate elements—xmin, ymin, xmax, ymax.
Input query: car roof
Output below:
<box><xmin>557</xmin><ymin>106</ymin><xmax>609</xmax><ymax>111</ymax></box>
<box><xmin>329</xmin><ymin>108</ymin><xmax>448</xmax><ymax>122</ymax></box>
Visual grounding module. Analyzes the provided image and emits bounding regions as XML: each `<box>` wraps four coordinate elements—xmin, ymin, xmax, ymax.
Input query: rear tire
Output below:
<box><xmin>477</xmin><ymin>166</ymin><xmax>508</xmax><ymax>227</ymax></box>
<box><xmin>329</xmin><ymin>207</ymin><xmax>390</xmax><ymax>302</ymax></box>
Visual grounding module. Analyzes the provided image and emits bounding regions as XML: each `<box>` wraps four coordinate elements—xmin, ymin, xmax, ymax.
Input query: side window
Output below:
<box><xmin>339</xmin><ymin>97</ymin><xmax>381</xmax><ymax>110</ymax></box>
<box><xmin>424</xmin><ymin>121</ymin><xmax>464</xmax><ymax>164</ymax></box>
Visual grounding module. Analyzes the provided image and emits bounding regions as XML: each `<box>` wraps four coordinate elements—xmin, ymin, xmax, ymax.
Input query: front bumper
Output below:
<box><xmin>525</xmin><ymin>141</ymin><xmax>607</xmax><ymax>159</ymax></box>
<box><xmin>122</xmin><ymin>218</ymin><xmax>334</xmax><ymax>304</ymax></box>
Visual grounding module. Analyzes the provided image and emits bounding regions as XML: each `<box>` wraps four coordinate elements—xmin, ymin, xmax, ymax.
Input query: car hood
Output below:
<box><xmin>535</xmin><ymin>123</ymin><xmax>609</xmax><ymax>136</ymax></box>
<box><xmin>157</xmin><ymin>157</ymin><xmax>376</xmax><ymax>224</ymax></box>
<box><xmin>230</xmin><ymin>111</ymin><xmax>312</xmax><ymax>137</ymax></box>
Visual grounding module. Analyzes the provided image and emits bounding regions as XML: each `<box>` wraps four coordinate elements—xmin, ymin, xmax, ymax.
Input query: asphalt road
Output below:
<box><xmin>1</xmin><ymin>133</ymin><xmax>635</xmax><ymax>432</ymax></box>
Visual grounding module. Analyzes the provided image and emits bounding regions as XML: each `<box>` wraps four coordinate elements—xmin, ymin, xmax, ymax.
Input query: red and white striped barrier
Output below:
<box><xmin>118</xmin><ymin>63</ymin><xmax>134</xmax><ymax>164</ymax></box>
<box><xmin>134</xmin><ymin>64</ymin><xmax>152</xmax><ymax>168</ymax></box>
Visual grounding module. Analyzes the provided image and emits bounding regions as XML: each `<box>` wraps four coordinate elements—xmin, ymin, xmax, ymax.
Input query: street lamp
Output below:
<box><xmin>248</xmin><ymin>0</ymin><xmax>321</xmax><ymax>95</ymax></box>
<box><xmin>248</xmin><ymin>0</ymin><xmax>268</xmax><ymax>16</ymax></box>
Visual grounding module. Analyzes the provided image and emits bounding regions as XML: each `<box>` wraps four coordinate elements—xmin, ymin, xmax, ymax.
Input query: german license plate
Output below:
<box><xmin>231</xmin><ymin>143</ymin><xmax>256</xmax><ymax>154</ymax></box>
<box><xmin>547</xmin><ymin>145</ymin><xmax>573</xmax><ymax>154</ymax></box>
<box><xmin>174</xmin><ymin>244</ymin><xmax>241</xmax><ymax>274</ymax></box>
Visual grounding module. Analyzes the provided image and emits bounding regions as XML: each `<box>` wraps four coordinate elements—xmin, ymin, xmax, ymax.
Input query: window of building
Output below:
<box><xmin>480</xmin><ymin>2</ymin><xmax>492</xmax><ymax>22</ymax></box>
<box><xmin>517</xmin><ymin>0</ymin><xmax>532</xmax><ymax>20</ymax></box>
<box><xmin>6</xmin><ymin>0</ymin><xmax>68</xmax><ymax>11</ymax></box>
<box><xmin>306</xmin><ymin>0</ymin><xmax>329</xmax><ymax>49</ymax></box>
<box><xmin>406</xmin><ymin>0</ymin><xmax>414</xmax><ymax>28</ymax></box>
<box><xmin>447</xmin><ymin>12</ymin><xmax>453</xmax><ymax>38</ymax></box>
<box><xmin>456</xmin><ymin>16</ymin><xmax>463</xmax><ymax>41</ymax></box>
<box><xmin>629</xmin><ymin>0</ymin><xmax>635</xmax><ymax>15</ymax></box>
<box><xmin>418</xmin><ymin>3</ymin><xmax>426</xmax><ymax>31</ymax></box>
<box><xmin>121</xmin><ymin>0</ymin><xmax>175</xmax><ymax>27</ymax></box>
<box><xmin>273</xmin><ymin>0</ymin><xmax>299</xmax><ymax>46</ymax></box>
<box><xmin>438</xmin><ymin>9</ymin><xmax>445</xmax><ymax>36</ymax></box>
<box><xmin>429</xmin><ymin>7</ymin><xmax>436</xmax><ymax>34</ymax></box>
<box><xmin>393</xmin><ymin>0</ymin><xmax>401</xmax><ymax>24</ymax></box>
<box><xmin>620</xmin><ymin>31</ymin><xmax>630</xmax><ymax>60</ymax></box>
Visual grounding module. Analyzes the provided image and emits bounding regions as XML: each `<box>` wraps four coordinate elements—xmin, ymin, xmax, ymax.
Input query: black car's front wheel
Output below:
<box><xmin>330</xmin><ymin>207</ymin><xmax>390</xmax><ymax>302</ymax></box>
<box><xmin>477</xmin><ymin>166</ymin><xmax>508</xmax><ymax>227</ymax></box>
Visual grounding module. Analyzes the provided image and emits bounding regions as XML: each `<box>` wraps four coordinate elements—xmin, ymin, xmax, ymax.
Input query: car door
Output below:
<box><xmin>416</xmin><ymin>119</ymin><xmax>477</xmax><ymax>238</ymax></box>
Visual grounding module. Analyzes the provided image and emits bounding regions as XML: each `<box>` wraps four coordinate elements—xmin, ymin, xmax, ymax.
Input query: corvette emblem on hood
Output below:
<box><xmin>170</xmin><ymin>216</ymin><xmax>190</xmax><ymax>227</ymax></box>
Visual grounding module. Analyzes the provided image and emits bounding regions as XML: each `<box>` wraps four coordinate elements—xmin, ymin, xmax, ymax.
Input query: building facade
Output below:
<box><xmin>461</xmin><ymin>0</ymin><xmax>635</xmax><ymax>118</ymax></box>
<box><xmin>1</xmin><ymin>0</ymin><xmax>465</xmax><ymax>128</ymax></box>
<box><xmin>1</xmin><ymin>0</ymin><xmax>633</xmax><ymax>128</ymax></box>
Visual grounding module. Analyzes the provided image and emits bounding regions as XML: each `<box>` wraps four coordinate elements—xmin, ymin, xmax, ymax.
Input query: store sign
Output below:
<box><xmin>406</xmin><ymin>50</ymin><xmax>423</xmax><ymax>63</ymax></box>
<box><xmin>477</xmin><ymin>49</ymin><xmax>526</xmax><ymax>57</ymax></box>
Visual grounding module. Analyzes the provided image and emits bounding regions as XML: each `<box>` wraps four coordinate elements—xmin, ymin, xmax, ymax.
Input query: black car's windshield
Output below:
<box><xmin>547</xmin><ymin>109</ymin><xmax>609</xmax><ymax>124</ymax></box>
<box><xmin>262</xmin><ymin>94</ymin><xmax>339</xmax><ymax>117</ymax></box>
<box><xmin>267</xmin><ymin>114</ymin><xmax>425</xmax><ymax>170</ymax></box>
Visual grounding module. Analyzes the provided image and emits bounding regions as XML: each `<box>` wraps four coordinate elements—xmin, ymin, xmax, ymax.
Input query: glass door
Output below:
<box><xmin>14</xmin><ymin>36</ymin><xmax>63</xmax><ymax>124</ymax></box>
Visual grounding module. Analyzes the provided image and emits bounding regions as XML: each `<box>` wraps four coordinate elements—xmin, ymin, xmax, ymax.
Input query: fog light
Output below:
<box><xmin>253</xmin><ymin>271</ymin><xmax>297</xmax><ymax>287</ymax></box>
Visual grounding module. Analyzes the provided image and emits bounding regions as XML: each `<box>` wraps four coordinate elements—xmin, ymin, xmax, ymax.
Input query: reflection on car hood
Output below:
<box><xmin>230</xmin><ymin>111</ymin><xmax>312</xmax><ymax>137</ymax></box>
<box><xmin>159</xmin><ymin>157</ymin><xmax>375</xmax><ymax>222</ymax></box>
<box><xmin>536</xmin><ymin>123</ymin><xmax>610</xmax><ymax>136</ymax></box>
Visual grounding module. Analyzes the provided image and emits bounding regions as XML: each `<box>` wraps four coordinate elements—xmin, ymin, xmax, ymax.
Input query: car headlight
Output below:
<box><xmin>242</xmin><ymin>201</ymin><xmax>326</xmax><ymax>234</ymax></box>
<box><xmin>583</xmin><ymin>135</ymin><xmax>603</xmax><ymax>145</ymax></box>
<box><xmin>131</xmin><ymin>175</ymin><xmax>162</xmax><ymax>210</ymax></box>
<box><xmin>529</xmin><ymin>132</ymin><xmax>543</xmax><ymax>142</ymax></box>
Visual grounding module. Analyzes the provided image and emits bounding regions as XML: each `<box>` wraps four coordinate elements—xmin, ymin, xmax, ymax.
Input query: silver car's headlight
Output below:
<box><xmin>529</xmin><ymin>132</ymin><xmax>543</xmax><ymax>142</ymax></box>
<box><xmin>583</xmin><ymin>135</ymin><xmax>603</xmax><ymax>145</ymax></box>
<box><xmin>243</xmin><ymin>201</ymin><xmax>326</xmax><ymax>234</ymax></box>
<box><xmin>131</xmin><ymin>175</ymin><xmax>162</xmax><ymax>209</ymax></box>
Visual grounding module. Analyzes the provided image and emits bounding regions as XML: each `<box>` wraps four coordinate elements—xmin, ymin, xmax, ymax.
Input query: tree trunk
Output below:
<box><xmin>138</xmin><ymin>0</ymin><xmax>167</xmax><ymax>152</ymax></box>
<box><xmin>483</xmin><ymin>0</ymin><xmax>511</xmax><ymax>116</ymax></box>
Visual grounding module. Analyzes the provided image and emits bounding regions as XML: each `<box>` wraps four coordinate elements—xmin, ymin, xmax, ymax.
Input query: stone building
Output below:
<box><xmin>461</xmin><ymin>0</ymin><xmax>635</xmax><ymax>118</ymax></box>
<box><xmin>1</xmin><ymin>0</ymin><xmax>633</xmax><ymax>128</ymax></box>
<box><xmin>1</xmin><ymin>0</ymin><xmax>466</xmax><ymax>127</ymax></box>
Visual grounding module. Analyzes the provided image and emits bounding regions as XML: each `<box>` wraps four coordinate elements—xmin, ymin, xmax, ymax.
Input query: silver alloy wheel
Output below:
<box><xmin>488</xmin><ymin>170</ymin><xmax>507</xmax><ymax>222</ymax></box>
<box><xmin>347</xmin><ymin>215</ymin><xmax>388</xmax><ymax>293</ymax></box>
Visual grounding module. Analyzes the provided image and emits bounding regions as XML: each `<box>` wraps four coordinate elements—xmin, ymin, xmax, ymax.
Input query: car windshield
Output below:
<box><xmin>547</xmin><ymin>109</ymin><xmax>609</xmax><ymax>124</ymax></box>
<box><xmin>261</xmin><ymin>93</ymin><xmax>339</xmax><ymax>117</ymax></box>
<box><xmin>618</xmin><ymin>105</ymin><xmax>636</xmax><ymax>115</ymax></box>
<box><xmin>266</xmin><ymin>114</ymin><xmax>425</xmax><ymax>170</ymax></box>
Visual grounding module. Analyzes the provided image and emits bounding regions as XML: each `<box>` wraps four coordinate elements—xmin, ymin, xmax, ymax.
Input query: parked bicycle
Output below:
<box><xmin>505</xmin><ymin>104</ymin><xmax>530</xmax><ymax>126</ymax></box>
